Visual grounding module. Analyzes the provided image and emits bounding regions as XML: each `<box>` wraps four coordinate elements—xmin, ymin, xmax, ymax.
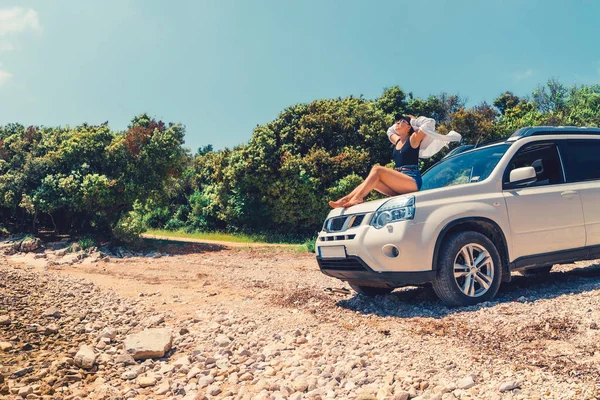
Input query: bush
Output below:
<box><xmin>303</xmin><ymin>236</ymin><xmax>317</xmax><ymax>253</ymax></box>
<box><xmin>77</xmin><ymin>235</ymin><xmax>96</xmax><ymax>251</ymax></box>
<box><xmin>112</xmin><ymin>212</ymin><xmax>146</xmax><ymax>243</ymax></box>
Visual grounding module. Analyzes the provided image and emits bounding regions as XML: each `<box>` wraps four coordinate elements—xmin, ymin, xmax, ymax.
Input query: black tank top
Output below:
<box><xmin>392</xmin><ymin>137</ymin><xmax>420</xmax><ymax>167</ymax></box>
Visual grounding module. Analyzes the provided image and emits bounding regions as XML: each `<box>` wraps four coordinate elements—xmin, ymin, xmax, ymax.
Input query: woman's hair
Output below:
<box><xmin>395</xmin><ymin>114</ymin><xmax>415</xmax><ymax>135</ymax></box>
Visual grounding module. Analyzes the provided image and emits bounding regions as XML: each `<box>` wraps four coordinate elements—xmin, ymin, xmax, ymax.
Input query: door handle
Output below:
<box><xmin>561</xmin><ymin>190</ymin><xmax>578</xmax><ymax>198</ymax></box>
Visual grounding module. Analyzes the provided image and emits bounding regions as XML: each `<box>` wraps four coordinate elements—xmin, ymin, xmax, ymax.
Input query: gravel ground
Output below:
<box><xmin>1</xmin><ymin>237</ymin><xmax>600</xmax><ymax>399</ymax></box>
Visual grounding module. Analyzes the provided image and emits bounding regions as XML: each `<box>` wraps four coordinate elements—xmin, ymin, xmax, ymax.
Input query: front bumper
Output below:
<box><xmin>317</xmin><ymin>255</ymin><xmax>436</xmax><ymax>288</ymax></box>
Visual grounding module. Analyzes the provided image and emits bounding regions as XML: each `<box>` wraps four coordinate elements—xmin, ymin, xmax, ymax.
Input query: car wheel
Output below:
<box><xmin>432</xmin><ymin>231</ymin><xmax>502</xmax><ymax>307</ymax></box>
<box><xmin>349</xmin><ymin>283</ymin><xmax>393</xmax><ymax>297</ymax></box>
<box><xmin>521</xmin><ymin>265</ymin><xmax>553</xmax><ymax>275</ymax></box>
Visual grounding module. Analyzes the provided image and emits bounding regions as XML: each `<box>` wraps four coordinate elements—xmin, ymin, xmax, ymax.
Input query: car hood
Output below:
<box><xmin>326</xmin><ymin>196</ymin><xmax>405</xmax><ymax>218</ymax></box>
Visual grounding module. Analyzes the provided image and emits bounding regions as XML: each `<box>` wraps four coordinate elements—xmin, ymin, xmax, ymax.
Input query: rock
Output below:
<box><xmin>197</xmin><ymin>375</ymin><xmax>214</xmax><ymax>388</ymax></box>
<box><xmin>124</xmin><ymin>328</ymin><xmax>173</xmax><ymax>360</ymax></box>
<box><xmin>138</xmin><ymin>376</ymin><xmax>157</xmax><ymax>387</ymax></box>
<box><xmin>0</xmin><ymin>315</ymin><xmax>10</xmax><ymax>325</ymax></box>
<box><xmin>121</xmin><ymin>366</ymin><xmax>144</xmax><ymax>380</ymax></box>
<box><xmin>97</xmin><ymin>327</ymin><xmax>117</xmax><ymax>341</ymax></box>
<box><xmin>18</xmin><ymin>386</ymin><xmax>33</xmax><ymax>397</ymax></box>
<box><xmin>146</xmin><ymin>314</ymin><xmax>165</xmax><ymax>327</ymax></box>
<box><xmin>356</xmin><ymin>393</ymin><xmax>377</xmax><ymax>400</ymax></box>
<box><xmin>115</xmin><ymin>353</ymin><xmax>137</xmax><ymax>365</ymax></box>
<box><xmin>11</xmin><ymin>367</ymin><xmax>33</xmax><ymax>378</ymax></box>
<box><xmin>42</xmin><ymin>307</ymin><xmax>61</xmax><ymax>318</ymax></box>
<box><xmin>187</xmin><ymin>367</ymin><xmax>202</xmax><ymax>380</ymax></box>
<box><xmin>293</xmin><ymin>379</ymin><xmax>308</xmax><ymax>392</ymax></box>
<box><xmin>457</xmin><ymin>376</ymin><xmax>475</xmax><ymax>389</ymax></box>
<box><xmin>173</xmin><ymin>355</ymin><xmax>190</xmax><ymax>367</ymax></box>
<box><xmin>20</xmin><ymin>237</ymin><xmax>41</xmax><ymax>252</ymax></box>
<box><xmin>499</xmin><ymin>380</ymin><xmax>520</xmax><ymax>392</ymax></box>
<box><xmin>44</xmin><ymin>324</ymin><xmax>59</xmax><ymax>334</ymax></box>
<box><xmin>74</xmin><ymin>345</ymin><xmax>96</xmax><ymax>369</ymax></box>
<box><xmin>207</xmin><ymin>385</ymin><xmax>221</xmax><ymax>396</ymax></box>
<box><xmin>215</xmin><ymin>335</ymin><xmax>231</xmax><ymax>347</ymax></box>
<box><xmin>155</xmin><ymin>381</ymin><xmax>171</xmax><ymax>395</ymax></box>
<box><xmin>0</xmin><ymin>342</ymin><xmax>13</xmax><ymax>351</ymax></box>
<box><xmin>394</xmin><ymin>391</ymin><xmax>410</xmax><ymax>400</ymax></box>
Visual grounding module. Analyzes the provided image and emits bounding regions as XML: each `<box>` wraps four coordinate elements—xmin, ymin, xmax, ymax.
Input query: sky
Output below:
<box><xmin>1</xmin><ymin>0</ymin><xmax>599</xmax><ymax>152</ymax></box>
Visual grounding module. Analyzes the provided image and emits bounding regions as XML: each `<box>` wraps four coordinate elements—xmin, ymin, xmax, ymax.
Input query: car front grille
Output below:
<box><xmin>323</xmin><ymin>214</ymin><xmax>365</xmax><ymax>233</ymax></box>
<box><xmin>317</xmin><ymin>257</ymin><xmax>367</xmax><ymax>271</ymax></box>
<box><xmin>319</xmin><ymin>234</ymin><xmax>356</xmax><ymax>242</ymax></box>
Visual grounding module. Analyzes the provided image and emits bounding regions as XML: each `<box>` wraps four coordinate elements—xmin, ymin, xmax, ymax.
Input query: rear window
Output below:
<box><xmin>561</xmin><ymin>140</ymin><xmax>600</xmax><ymax>182</ymax></box>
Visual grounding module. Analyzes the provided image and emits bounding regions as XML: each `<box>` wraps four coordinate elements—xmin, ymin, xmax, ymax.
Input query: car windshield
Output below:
<box><xmin>421</xmin><ymin>143</ymin><xmax>511</xmax><ymax>191</ymax></box>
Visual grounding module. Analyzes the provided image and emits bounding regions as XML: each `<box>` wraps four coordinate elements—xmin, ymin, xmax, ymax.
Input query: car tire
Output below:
<box><xmin>432</xmin><ymin>231</ymin><xmax>502</xmax><ymax>307</ymax></box>
<box><xmin>349</xmin><ymin>283</ymin><xmax>393</xmax><ymax>297</ymax></box>
<box><xmin>521</xmin><ymin>265</ymin><xmax>553</xmax><ymax>275</ymax></box>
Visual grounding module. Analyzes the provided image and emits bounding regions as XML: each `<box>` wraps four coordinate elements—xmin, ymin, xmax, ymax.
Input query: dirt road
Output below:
<box><xmin>1</xmin><ymin>238</ymin><xmax>600</xmax><ymax>399</ymax></box>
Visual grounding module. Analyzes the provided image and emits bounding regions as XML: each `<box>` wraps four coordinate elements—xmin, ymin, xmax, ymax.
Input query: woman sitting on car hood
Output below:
<box><xmin>329</xmin><ymin>114</ymin><xmax>461</xmax><ymax>208</ymax></box>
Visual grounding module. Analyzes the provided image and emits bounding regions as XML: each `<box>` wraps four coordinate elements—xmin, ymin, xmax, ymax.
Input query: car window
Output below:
<box><xmin>561</xmin><ymin>140</ymin><xmax>600</xmax><ymax>183</ymax></box>
<box><xmin>503</xmin><ymin>142</ymin><xmax>564</xmax><ymax>188</ymax></box>
<box><xmin>421</xmin><ymin>144</ymin><xmax>511</xmax><ymax>191</ymax></box>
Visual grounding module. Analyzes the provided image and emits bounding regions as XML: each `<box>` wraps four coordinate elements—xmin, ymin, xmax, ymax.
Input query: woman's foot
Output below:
<box><xmin>341</xmin><ymin>196</ymin><xmax>364</xmax><ymax>208</ymax></box>
<box><xmin>329</xmin><ymin>196</ymin><xmax>350</xmax><ymax>208</ymax></box>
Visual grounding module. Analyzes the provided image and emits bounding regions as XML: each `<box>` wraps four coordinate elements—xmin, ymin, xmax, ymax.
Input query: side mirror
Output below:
<box><xmin>508</xmin><ymin>166</ymin><xmax>537</xmax><ymax>188</ymax></box>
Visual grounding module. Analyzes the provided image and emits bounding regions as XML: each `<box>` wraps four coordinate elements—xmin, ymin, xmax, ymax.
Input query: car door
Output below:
<box><xmin>502</xmin><ymin>141</ymin><xmax>586</xmax><ymax>260</ymax></box>
<box><xmin>559</xmin><ymin>139</ymin><xmax>600</xmax><ymax>254</ymax></box>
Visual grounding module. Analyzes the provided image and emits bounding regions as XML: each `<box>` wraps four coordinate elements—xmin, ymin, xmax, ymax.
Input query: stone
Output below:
<box><xmin>0</xmin><ymin>315</ymin><xmax>10</xmax><ymax>325</ymax></box>
<box><xmin>18</xmin><ymin>386</ymin><xmax>33</xmax><ymax>397</ymax></box>
<box><xmin>394</xmin><ymin>391</ymin><xmax>410</xmax><ymax>400</ymax></box>
<box><xmin>42</xmin><ymin>307</ymin><xmax>61</xmax><ymax>318</ymax></box>
<box><xmin>124</xmin><ymin>328</ymin><xmax>173</xmax><ymax>360</ymax></box>
<box><xmin>356</xmin><ymin>393</ymin><xmax>377</xmax><ymax>400</ymax></box>
<box><xmin>20</xmin><ymin>237</ymin><xmax>41</xmax><ymax>252</ymax></box>
<box><xmin>97</xmin><ymin>327</ymin><xmax>117</xmax><ymax>341</ymax></box>
<box><xmin>155</xmin><ymin>381</ymin><xmax>171</xmax><ymax>395</ymax></box>
<box><xmin>187</xmin><ymin>367</ymin><xmax>202</xmax><ymax>380</ymax></box>
<box><xmin>215</xmin><ymin>335</ymin><xmax>231</xmax><ymax>347</ymax></box>
<box><xmin>499</xmin><ymin>380</ymin><xmax>520</xmax><ymax>392</ymax></box>
<box><xmin>74</xmin><ymin>345</ymin><xmax>96</xmax><ymax>369</ymax></box>
<box><xmin>173</xmin><ymin>355</ymin><xmax>190</xmax><ymax>367</ymax></box>
<box><xmin>0</xmin><ymin>342</ymin><xmax>13</xmax><ymax>351</ymax></box>
<box><xmin>138</xmin><ymin>376</ymin><xmax>157</xmax><ymax>387</ymax></box>
<box><xmin>44</xmin><ymin>324</ymin><xmax>59</xmax><ymax>334</ymax></box>
<box><xmin>292</xmin><ymin>379</ymin><xmax>308</xmax><ymax>392</ymax></box>
<box><xmin>121</xmin><ymin>366</ymin><xmax>144</xmax><ymax>380</ymax></box>
<box><xmin>207</xmin><ymin>385</ymin><xmax>221</xmax><ymax>396</ymax></box>
<box><xmin>198</xmin><ymin>375</ymin><xmax>214</xmax><ymax>388</ymax></box>
<box><xmin>146</xmin><ymin>314</ymin><xmax>165</xmax><ymax>327</ymax></box>
<box><xmin>115</xmin><ymin>353</ymin><xmax>137</xmax><ymax>365</ymax></box>
<box><xmin>239</xmin><ymin>372</ymin><xmax>253</xmax><ymax>381</ymax></box>
<box><xmin>457</xmin><ymin>376</ymin><xmax>475</xmax><ymax>389</ymax></box>
<box><xmin>11</xmin><ymin>367</ymin><xmax>33</xmax><ymax>378</ymax></box>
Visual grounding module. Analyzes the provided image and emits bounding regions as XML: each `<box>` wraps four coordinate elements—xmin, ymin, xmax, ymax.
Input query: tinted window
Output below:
<box><xmin>562</xmin><ymin>140</ymin><xmax>600</xmax><ymax>182</ymax></box>
<box><xmin>421</xmin><ymin>144</ymin><xmax>511</xmax><ymax>191</ymax></box>
<box><xmin>503</xmin><ymin>142</ymin><xmax>563</xmax><ymax>188</ymax></box>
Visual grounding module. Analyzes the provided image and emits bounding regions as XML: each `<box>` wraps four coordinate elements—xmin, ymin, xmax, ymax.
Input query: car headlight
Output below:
<box><xmin>370</xmin><ymin>196</ymin><xmax>415</xmax><ymax>229</ymax></box>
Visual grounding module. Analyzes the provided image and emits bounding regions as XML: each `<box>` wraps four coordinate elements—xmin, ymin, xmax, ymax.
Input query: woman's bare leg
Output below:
<box><xmin>329</xmin><ymin>166</ymin><xmax>383</xmax><ymax>207</ymax></box>
<box><xmin>343</xmin><ymin>166</ymin><xmax>417</xmax><ymax>207</ymax></box>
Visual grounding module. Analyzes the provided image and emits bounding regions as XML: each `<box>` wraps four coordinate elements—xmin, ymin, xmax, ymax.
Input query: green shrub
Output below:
<box><xmin>112</xmin><ymin>212</ymin><xmax>146</xmax><ymax>243</ymax></box>
<box><xmin>78</xmin><ymin>236</ymin><xmax>96</xmax><ymax>251</ymax></box>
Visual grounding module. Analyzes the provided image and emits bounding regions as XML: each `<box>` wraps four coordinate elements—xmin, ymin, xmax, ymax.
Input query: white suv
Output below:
<box><xmin>317</xmin><ymin>126</ymin><xmax>600</xmax><ymax>306</ymax></box>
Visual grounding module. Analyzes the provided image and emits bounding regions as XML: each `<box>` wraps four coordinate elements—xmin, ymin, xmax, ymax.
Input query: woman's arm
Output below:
<box><xmin>408</xmin><ymin>115</ymin><xmax>429</xmax><ymax>148</ymax></box>
<box><xmin>386</xmin><ymin>125</ymin><xmax>400</xmax><ymax>144</ymax></box>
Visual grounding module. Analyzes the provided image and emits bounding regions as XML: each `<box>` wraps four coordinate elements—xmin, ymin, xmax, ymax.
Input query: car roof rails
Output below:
<box><xmin>509</xmin><ymin>126</ymin><xmax>600</xmax><ymax>140</ymax></box>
